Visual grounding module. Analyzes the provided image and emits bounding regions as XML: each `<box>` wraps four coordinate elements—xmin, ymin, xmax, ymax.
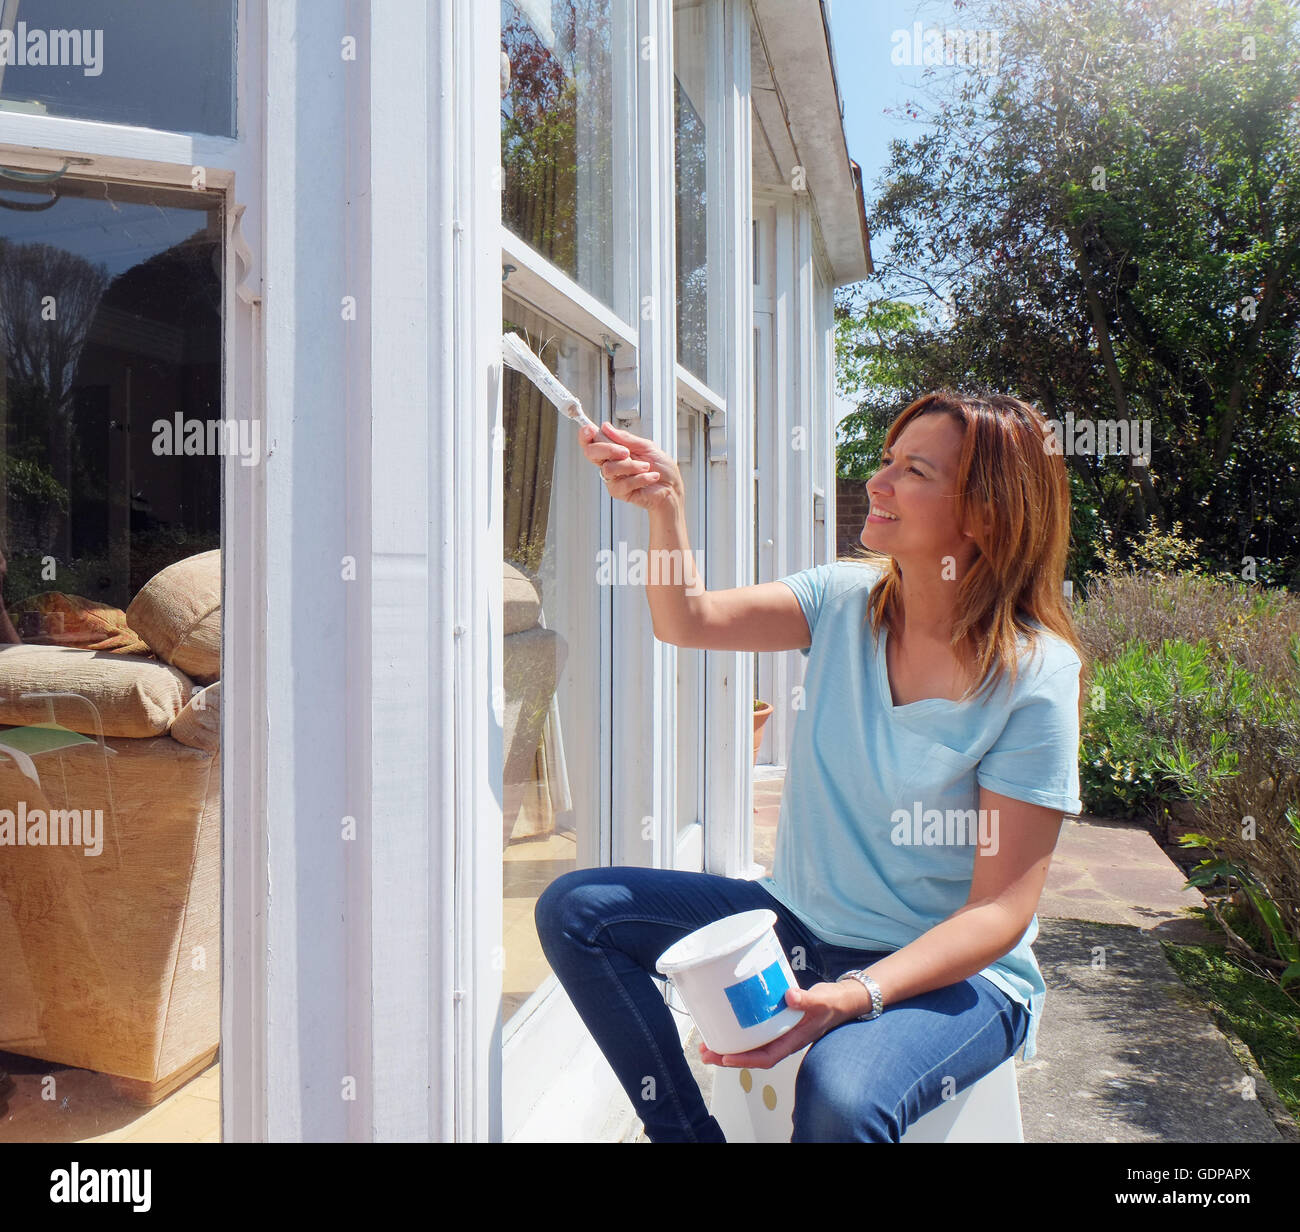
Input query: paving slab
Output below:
<box><xmin>1040</xmin><ymin>815</ymin><xmax>1220</xmax><ymax>945</ymax></box>
<box><xmin>1023</xmin><ymin>917</ymin><xmax>1291</xmax><ymax>1142</ymax></box>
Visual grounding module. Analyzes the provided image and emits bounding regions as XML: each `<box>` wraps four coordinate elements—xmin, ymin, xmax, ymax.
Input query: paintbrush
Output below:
<box><xmin>500</xmin><ymin>331</ymin><xmax>615</xmax><ymax>444</ymax></box>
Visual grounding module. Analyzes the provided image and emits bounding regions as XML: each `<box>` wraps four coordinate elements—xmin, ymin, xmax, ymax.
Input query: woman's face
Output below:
<box><xmin>862</xmin><ymin>412</ymin><xmax>979</xmax><ymax>573</ymax></box>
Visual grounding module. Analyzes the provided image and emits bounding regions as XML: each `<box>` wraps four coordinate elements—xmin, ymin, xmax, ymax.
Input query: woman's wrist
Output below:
<box><xmin>834</xmin><ymin>969</ymin><xmax>881</xmax><ymax>1022</ymax></box>
<box><xmin>647</xmin><ymin>484</ymin><xmax>685</xmax><ymax>521</ymax></box>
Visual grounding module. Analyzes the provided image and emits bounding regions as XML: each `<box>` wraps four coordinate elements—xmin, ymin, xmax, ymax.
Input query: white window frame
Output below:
<box><xmin>676</xmin><ymin>362</ymin><xmax>726</xmax><ymax>418</ymax></box>
<box><xmin>501</xmin><ymin>229</ymin><xmax>638</xmax><ymax>355</ymax></box>
<box><xmin>751</xmin><ymin>184</ymin><xmax>831</xmax><ymax>773</ymax></box>
<box><xmin>673</xmin><ymin>401</ymin><xmax>708</xmax><ymax>873</ymax></box>
<box><xmin>498</xmin><ymin>0</ymin><xmax>752</xmax><ymax>1140</ymax></box>
<box><xmin>671</xmin><ymin>0</ymin><xmax>727</xmax><ymax>397</ymax></box>
<box><xmin>0</xmin><ymin>0</ymin><xmax>264</xmax><ymax>1142</ymax></box>
<box><xmin>496</xmin><ymin>0</ymin><xmax>645</xmax><ymax>1142</ymax></box>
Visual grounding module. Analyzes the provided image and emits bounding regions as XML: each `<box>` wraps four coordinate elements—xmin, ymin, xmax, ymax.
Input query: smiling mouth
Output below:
<box><xmin>868</xmin><ymin>509</ymin><xmax>900</xmax><ymax>522</ymax></box>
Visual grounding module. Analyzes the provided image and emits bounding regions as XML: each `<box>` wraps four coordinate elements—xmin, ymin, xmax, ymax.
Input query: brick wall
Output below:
<box><xmin>836</xmin><ymin>476</ymin><xmax>872</xmax><ymax>558</ymax></box>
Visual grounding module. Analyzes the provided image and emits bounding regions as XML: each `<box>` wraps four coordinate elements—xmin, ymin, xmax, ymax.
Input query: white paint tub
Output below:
<box><xmin>655</xmin><ymin>909</ymin><xmax>805</xmax><ymax>1055</ymax></box>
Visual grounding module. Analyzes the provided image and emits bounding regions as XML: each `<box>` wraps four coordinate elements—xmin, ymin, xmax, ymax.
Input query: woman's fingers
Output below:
<box><xmin>579</xmin><ymin>422</ymin><xmax>673</xmax><ymax>508</ymax></box>
<box><xmin>581</xmin><ymin>424</ymin><xmax>657</xmax><ymax>482</ymax></box>
<box><xmin>596</xmin><ymin>420</ymin><xmax>660</xmax><ymax>458</ymax></box>
<box><xmin>599</xmin><ymin>420</ymin><xmax>641</xmax><ymax>446</ymax></box>
<box><xmin>580</xmin><ymin>424</ymin><xmax>631</xmax><ymax>465</ymax></box>
<box><xmin>605</xmin><ymin>469</ymin><xmax>661</xmax><ymax>499</ymax></box>
<box><xmin>599</xmin><ymin>453</ymin><xmax>651</xmax><ymax>481</ymax></box>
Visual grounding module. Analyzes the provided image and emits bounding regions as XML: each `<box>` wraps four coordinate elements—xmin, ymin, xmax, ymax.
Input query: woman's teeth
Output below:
<box><xmin>873</xmin><ymin>510</ymin><xmax>899</xmax><ymax>520</ymax></box>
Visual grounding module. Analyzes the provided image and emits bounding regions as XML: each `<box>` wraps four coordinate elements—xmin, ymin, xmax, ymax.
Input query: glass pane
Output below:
<box><xmin>501</xmin><ymin>0</ymin><xmax>616</xmax><ymax>309</ymax></box>
<box><xmin>501</xmin><ymin>301</ymin><xmax>603</xmax><ymax>1028</ymax></box>
<box><xmin>0</xmin><ymin>175</ymin><xmax>223</xmax><ymax>1141</ymax></box>
<box><xmin>0</xmin><ymin>0</ymin><xmax>237</xmax><ymax>137</ymax></box>
<box><xmin>673</xmin><ymin>0</ymin><xmax>716</xmax><ymax>387</ymax></box>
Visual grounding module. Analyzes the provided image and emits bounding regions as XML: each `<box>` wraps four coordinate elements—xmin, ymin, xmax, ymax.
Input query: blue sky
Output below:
<box><xmin>826</xmin><ymin>0</ymin><xmax>966</xmax><ymax>195</ymax></box>
<box><xmin>824</xmin><ymin>0</ymin><xmax>968</xmax><ymax>420</ymax></box>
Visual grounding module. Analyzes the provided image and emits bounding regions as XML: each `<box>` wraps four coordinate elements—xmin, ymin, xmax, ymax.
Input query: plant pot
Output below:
<box><xmin>753</xmin><ymin>701</ymin><xmax>773</xmax><ymax>764</ymax></box>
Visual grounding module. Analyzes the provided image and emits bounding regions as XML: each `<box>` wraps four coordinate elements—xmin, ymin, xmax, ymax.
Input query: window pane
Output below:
<box><xmin>673</xmin><ymin>0</ymin><xmax>718</xmax><ymax>387</ymax></box>
<box><xmin>0</xmin><ymin>0</ymin><xmax>236</xmax><ymax>137</ymax></box>
<box><xmin>501</xmin><ymin>302</ymin><xmax>603</xmax><ymax>1029</ymax></box>
<box><xmin>501</xmin><ymin>0</ymin><xmax>616</xmax><ymax>309</ymax></box>
<box><xmin>0</xmin><ymin>175</ymin><xmax>223</xmax><ymax>1140</ymax></box>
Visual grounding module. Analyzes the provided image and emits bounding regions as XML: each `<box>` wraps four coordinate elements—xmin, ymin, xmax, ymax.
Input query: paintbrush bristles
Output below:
<box><xmin>501</xmin><ymin>332</ymin><xmax>597</xmax><ymax>430</ymax></box>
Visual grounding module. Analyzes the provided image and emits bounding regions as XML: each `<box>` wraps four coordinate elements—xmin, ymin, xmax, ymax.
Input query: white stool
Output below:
<box><xmin>708</xmin><ymin>1045</ymin><xmax>1024</xmax><ymax>1142</ymax></box>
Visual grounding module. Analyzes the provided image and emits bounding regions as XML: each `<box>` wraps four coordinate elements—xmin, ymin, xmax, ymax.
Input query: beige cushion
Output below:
<box><xmin>504</xmin><ymin>562</ymin><xmax>542</xmax><ymax>636</ymax></box>
<box><xmin>126</xmin><ymin>551</ymin><xmax>221</xmax><ymax>685</ymax></box>
<box><xmin>169</xmin><ymin>680</ymin><xmax>221</xmax><ymax>751</ymax></box>
<box><xmin>0</xmin><ymin>643</ymin><xmax>192</xmax><ymax>737</ymax></box>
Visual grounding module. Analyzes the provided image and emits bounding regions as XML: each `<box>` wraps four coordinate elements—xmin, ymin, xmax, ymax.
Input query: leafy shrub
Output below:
<box><xmin>1077</xmin><ymin>569</ymin><xmax>1300</xmax><ymax>690</ymax></box>
<box><xmin>1079</xmin><ymin>638</ymin><xmax>1262</xmax><ymax>817</ymax></box>
<box><xmin>4</xmin><ymin>456</ymin><xmax>69</xmax><ymax>512</ymax></box>
<box><xmin>1161</xmin><ymin>700</ymin><xmax>1300</xmax><ymax>986</ymax></box>
<box><xmin>1088</xmin><ymin>515</ymin><xmax>1210</xmax><ymax>582</ymax></box>
<box><xmin>1076</xmin><ymin>557</ymin><xmax>1300</xmax><ymax>981</ymax></box>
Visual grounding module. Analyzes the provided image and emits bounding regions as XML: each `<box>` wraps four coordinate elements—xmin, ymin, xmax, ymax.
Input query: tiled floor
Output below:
<box><xmin>753</xmin><ymin>768</ymin><xmax>784</xmax><ymax>878</ymax></box>
<box><xmin>503</xmin><ymin>827</ymin><xmax>576</xmax><ymax>1022</ymax></box>
<box><xmin>0</xmin><ymin>1055</ymin><xmax>218</xmax><ymax>1143</ymax></box>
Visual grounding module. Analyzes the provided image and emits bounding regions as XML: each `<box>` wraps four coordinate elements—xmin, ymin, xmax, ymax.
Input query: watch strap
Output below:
<box><xmin>836</xmin><ymin>969</ymin><xmax>884</xmax><ymax>1020</ymax></box>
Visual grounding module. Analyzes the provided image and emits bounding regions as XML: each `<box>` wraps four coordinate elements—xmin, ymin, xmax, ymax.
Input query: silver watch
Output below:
<box><xmin>836</xmin><ymin>969</ymin><xmax>883</xmax><ymax>1020</ymax></box>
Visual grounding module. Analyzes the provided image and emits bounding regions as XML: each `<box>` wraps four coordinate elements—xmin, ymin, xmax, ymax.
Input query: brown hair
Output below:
<box><xmin>852</xmin><ymin>390</ymin><xmax>1088</xmax><ymax>714</ymax></box>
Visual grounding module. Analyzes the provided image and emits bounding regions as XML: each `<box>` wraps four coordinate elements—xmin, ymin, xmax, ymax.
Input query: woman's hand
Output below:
<box><xmin>579</xmin><ymin>421</ymin><xmax>685</xmax><ymax>514</ymax></box>
<box><xmin>697</xmin><ymin>982</ymin><xmax>860</xmax><ymax>1069</ymax></box>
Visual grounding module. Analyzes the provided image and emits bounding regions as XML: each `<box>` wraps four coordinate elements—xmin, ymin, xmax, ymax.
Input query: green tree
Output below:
<box><xmin>834</xmin><ymin>293</ymin><xmax>927</xmax><ymax>478</ymax></box>
<box><xmin>850</xmin><ymin>0</ymin><xmax>1300</xmax><ymax>585</ymax></box>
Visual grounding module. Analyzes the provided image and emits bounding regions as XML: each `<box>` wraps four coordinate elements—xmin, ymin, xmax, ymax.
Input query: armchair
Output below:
<box><xmin>0</xmin><ymin>550</ymin><xmax>221</xmax><ymax>1105</ymax></box>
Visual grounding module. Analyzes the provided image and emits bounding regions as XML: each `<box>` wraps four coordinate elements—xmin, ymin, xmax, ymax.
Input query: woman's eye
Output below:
<box><xmin>883</xmin><ymin>456</ymin><xmax>922</xmax><ymax>476</ymax></box>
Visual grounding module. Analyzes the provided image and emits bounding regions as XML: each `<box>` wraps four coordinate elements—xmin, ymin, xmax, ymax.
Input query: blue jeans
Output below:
<box><xmin>534</xmin><ymin>866</ymin><xmax>1029</xmax><ymax>1142</ymax></box>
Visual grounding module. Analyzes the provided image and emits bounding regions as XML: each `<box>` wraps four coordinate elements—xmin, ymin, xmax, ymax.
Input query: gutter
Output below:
<box><xmin>818</xmin><ymin>0</ymin><xmax>874</xmax><ymax>277</ymax></box>
<box><xmin>848</xmin><ymin>158</ymin><xmax>874</xmax><ymax>276</ymax></box>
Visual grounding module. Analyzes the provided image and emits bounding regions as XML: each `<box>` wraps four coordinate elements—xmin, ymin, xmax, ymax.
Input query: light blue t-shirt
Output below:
<box><xmin>760</xmin><ymin>559</ymin><xmax>1083</xmax><ymax>1062</ymax></box>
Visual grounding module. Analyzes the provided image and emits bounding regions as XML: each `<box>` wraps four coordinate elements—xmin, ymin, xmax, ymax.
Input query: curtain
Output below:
<box><xmin>503</xmin><ymin>367</ymin><xmax>558</xmax><ymax>576</ymax></box>
<box><xmin>502</xmin><ymin>361</ymin><xmax>561</xmax><ymax>843</ymax></box>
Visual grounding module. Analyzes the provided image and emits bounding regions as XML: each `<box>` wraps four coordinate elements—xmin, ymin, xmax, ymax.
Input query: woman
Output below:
<box><xmin>534</xmin><ymin>390</ymin><xmax>1087</xmax><ymax>1142</ymax></box>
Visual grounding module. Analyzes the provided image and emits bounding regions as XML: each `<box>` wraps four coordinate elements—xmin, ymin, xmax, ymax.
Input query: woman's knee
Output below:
<box><xmin>792</xmin><ymin>1034</ymin><xmax>901</xmax><ymax>1143</ymax></box>
<box><xmin>534</xmin><ymin>866</ymin><xmax>612</xmax><ymax>946</ymax></box>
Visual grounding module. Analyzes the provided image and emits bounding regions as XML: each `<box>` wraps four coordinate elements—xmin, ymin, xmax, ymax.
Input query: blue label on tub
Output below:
<box><xmin>723</xmin><ymin>960</ymin><xmax>790</xmax><ymax>1029</ymax></box>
